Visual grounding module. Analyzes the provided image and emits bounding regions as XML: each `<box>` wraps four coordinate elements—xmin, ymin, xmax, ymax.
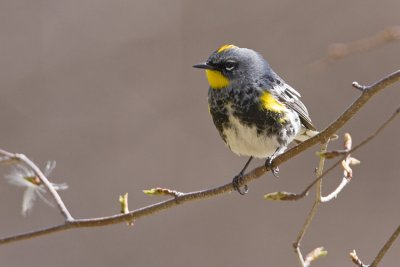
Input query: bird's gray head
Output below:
<box><xmin>193</xmin><ymin>44</ymin><xmax>270</xmax><ymax>90</ymax></box>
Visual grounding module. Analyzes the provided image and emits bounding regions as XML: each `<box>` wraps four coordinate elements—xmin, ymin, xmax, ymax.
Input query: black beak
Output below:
<box><xmin>193</xmin><ymin>62</ymin><xmax>216</xmax><ymax>70</ymax></box>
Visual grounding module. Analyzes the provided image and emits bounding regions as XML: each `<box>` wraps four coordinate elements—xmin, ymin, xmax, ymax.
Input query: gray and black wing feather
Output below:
<box><xmin>273</xmin><ymin>82</ymin><xmax>316</xmax><ymax>131</ymax></box>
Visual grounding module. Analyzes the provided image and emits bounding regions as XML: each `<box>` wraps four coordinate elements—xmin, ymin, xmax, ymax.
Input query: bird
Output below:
<box><xmin>193</xmin><ymin>44</ymin><xmax>318</xmax><ymax>195</ymax></box>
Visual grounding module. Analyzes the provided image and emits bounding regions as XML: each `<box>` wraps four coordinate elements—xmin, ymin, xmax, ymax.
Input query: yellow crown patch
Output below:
<box><xmin>217</xmin><ymin>44</ymin><xmax>238</xmax><ymax>53</ymax></box>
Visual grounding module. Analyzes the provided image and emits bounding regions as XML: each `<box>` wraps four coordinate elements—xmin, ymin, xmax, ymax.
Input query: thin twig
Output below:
<box><xmin>19</xmin><ymin>154</ymin><xmax>73</xmax><ymax>221</ymax></box>
<box><xmin>293</xmin><ymin>141</ymin><xmax>329</xmax><ymax>267</ymax></box>
<box><xmin>297</xmin><ymin>105</ymin><xmax>400</xmax><ymax>200</ymax></box>
<box><xmin>350</xmin><ymin>250</ymin><xmax>369</xmax><ymax>267</ymax></box>
<box><xmin>267</xmin><ymin>105</ymin><xmax>399</xmax><ymax>203</ymax></box>
<box><xmin>320</xmin><ymin>133</ymin><xmax>356</xmax><ymax>202</ymax></box>
<box><xmin>0</xmin><ymin>70</ymin><xmax>399</xmax><ymax>245</ymax></box>
<box><xmin>350</xmin><ymin>225</ymin><xmax>400</xmax><ymax>267</ymax></box>
<box><xmin>320</xmin><ymin>177</ymin><xmax>350</xmax><ymax>202</ymax></box>
<box><xmin>315</xmin><ymin>137</ymin><xmax>338</xmax><ymax>203</ymax></box>
<box><xmin>0</xmin><ymin>150</ymin><xmax>73</xmax><ymax>221</ymax></box>
<box><xmin>295</xmin><ymin>246</ymin><xmax>306</xmax><ymax>267</ymax></box>
<box><xmin>293</xmin><ymin>107</ymin><xmax>399</xmax><ymax>265</ymax></box>
<box><xmin>293</xmin><ymin>141</ymin><xmax>329</xmax><ymax>248</ymax></box>
<box><xmin>370</xmin><ymin>224</ymin><xmax>400</xmax><ymax>267</ymax></box>
<box><xmin>310</xmin><ymin>26</ymin><xmax>400</xmax><ymax>69</ymax></box>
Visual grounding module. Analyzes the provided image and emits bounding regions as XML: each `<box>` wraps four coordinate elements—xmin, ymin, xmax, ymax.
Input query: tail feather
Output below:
<box><xmin>294</xmin><ymin>128</ymin><xmax>319</xmax><ymax>143</ymax></box>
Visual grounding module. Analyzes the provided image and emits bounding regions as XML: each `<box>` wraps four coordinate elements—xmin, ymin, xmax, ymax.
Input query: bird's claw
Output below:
<box><xmin>232</xmin><ymin>173</ymin><xmax>248</xmax><ymax>195</ymax></box>
<box><xmin>265</xmin><ymin>157</ymin><xmax>279</xmax><ymax>178</ymax></box>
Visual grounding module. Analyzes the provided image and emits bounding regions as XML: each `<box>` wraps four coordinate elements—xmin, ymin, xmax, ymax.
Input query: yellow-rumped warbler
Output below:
<box><xmin>193</xmin><ymin>45</ymin><xmax>318</xmax><ymax>194</ymax></box>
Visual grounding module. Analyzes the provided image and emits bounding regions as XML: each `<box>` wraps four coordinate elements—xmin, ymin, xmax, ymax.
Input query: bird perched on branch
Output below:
<box><xmin>194</xmin><ymin>45</ymin><xmax>318</xmax><ymax>194</ymax></box>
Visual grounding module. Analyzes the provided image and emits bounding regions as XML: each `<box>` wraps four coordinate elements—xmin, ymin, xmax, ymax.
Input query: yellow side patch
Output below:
<box><xmin>278</xmin><ymin>116</ymin><xmax>287</xmax><ymax>124</ymax></box>
<box><xmin>260</xmin><ymin>91</ymin><xmax>287</xmax><ymax>113</ymax></box>
<box><xmin>205</xmin><ymin>69</ymin><xmax>230</xmax><ymax>89</ymax></box>
<box><xmin>217</xmin><ymin>44</ymin><xmax>238</xmax><ymax>53</ymax></box>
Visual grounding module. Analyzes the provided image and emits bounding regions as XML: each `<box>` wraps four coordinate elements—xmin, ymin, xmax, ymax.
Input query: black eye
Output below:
<box><xmin>224</xmin><ymin>60</ymin><xmax>237</xmax><ymax>71</ymax></box>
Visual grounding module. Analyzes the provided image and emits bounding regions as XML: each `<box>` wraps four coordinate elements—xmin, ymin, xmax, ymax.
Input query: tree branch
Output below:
<box><xmin>0</xmin><ymin>69</ymin><xmax>399</xmax><ymax>246</ymax></box>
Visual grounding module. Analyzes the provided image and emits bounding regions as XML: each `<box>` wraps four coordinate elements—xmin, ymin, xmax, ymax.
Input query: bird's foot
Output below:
<box><xmin>265</xmin><ymin>157</ymin><xmax>279</xmax><ymax>178</ymax></box>
<box><xmin>232</xmin><ymin>172</ymin><xmax>248</xmax><ymax>195</ymax></box>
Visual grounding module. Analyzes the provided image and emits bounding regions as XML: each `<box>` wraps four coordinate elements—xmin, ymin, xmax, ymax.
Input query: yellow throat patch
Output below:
<box><xmin>205</xmin><ymin>69</ymin><xmax>230</xmax><ymax>89</ymax></box>
<box><xmin>260</xmin><ymin>91</ymin><xmax>287</xmax><ymax>113</ymax></box>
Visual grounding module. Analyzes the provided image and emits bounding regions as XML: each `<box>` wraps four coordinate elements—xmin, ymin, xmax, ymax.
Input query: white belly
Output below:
<box><xmin>223</xmin><ymin>115</ymin><xmax>283</xmax><ymax>159</ymax></box>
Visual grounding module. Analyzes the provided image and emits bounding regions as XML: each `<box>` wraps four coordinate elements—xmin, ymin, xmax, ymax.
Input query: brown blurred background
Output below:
<box><xmin>1</xmin><ymin>1</ymin><xmax>399</xmax><ymax>266</ymax></box>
